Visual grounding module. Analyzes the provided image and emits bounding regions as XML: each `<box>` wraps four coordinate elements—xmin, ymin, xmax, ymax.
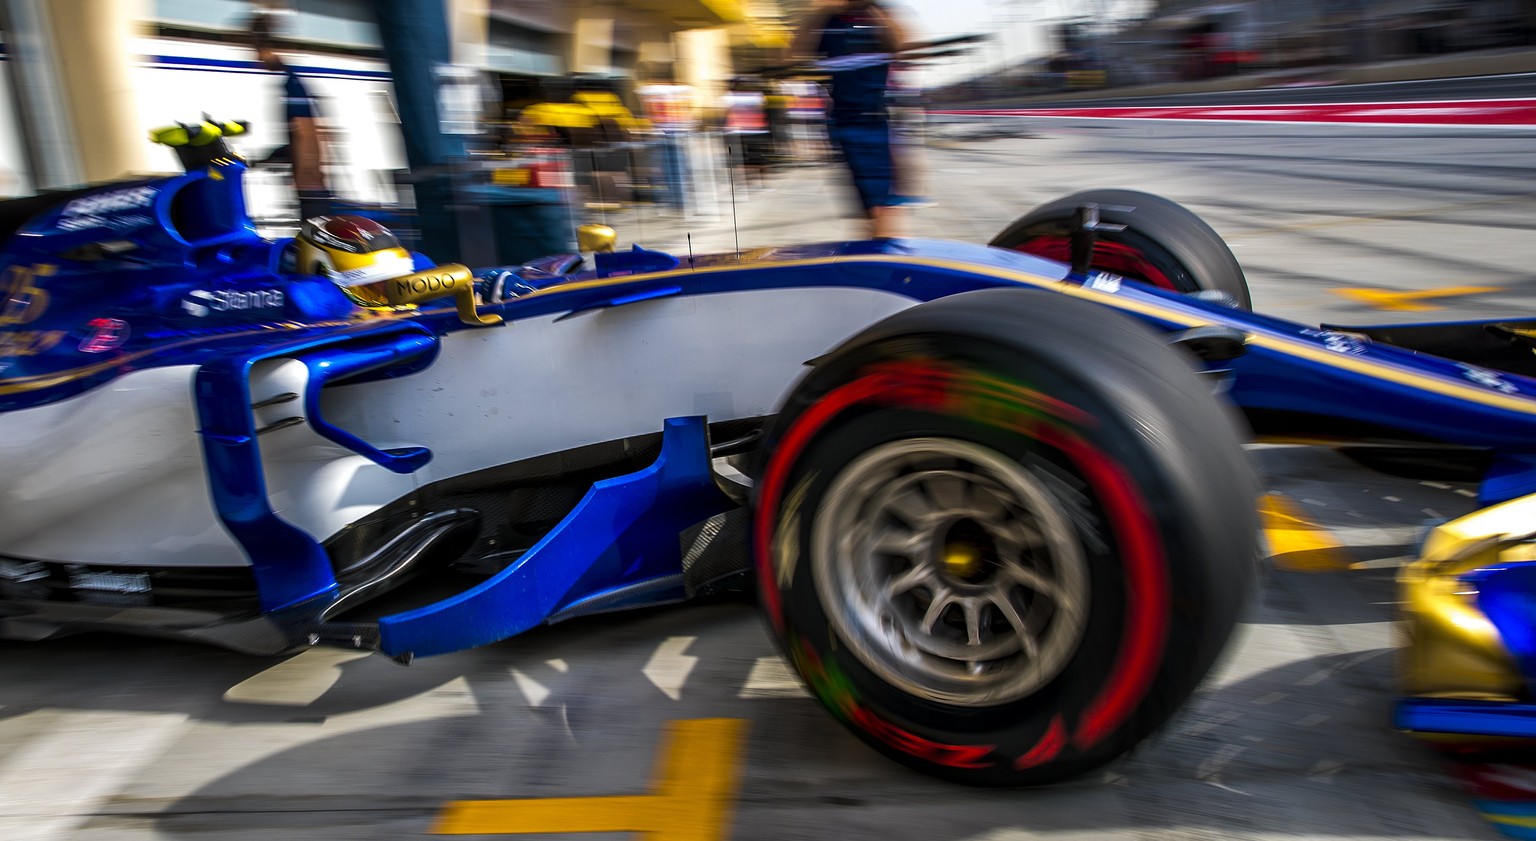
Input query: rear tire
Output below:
<box><xmin>991</xmin><ymin>189</ymin><xmax>1251</xmax><ymax>310</ymax></box>
<box><xmin>755</xmin><ymin>288</ymin><xmax>1259</xmax><ymax>785</ymax></box>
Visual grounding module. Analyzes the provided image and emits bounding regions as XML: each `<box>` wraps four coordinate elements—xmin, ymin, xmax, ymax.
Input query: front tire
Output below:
<box><xmin>755</xmin><ymin>289</ymin><xmax>1259</xmax><ymax>785</ymax></box>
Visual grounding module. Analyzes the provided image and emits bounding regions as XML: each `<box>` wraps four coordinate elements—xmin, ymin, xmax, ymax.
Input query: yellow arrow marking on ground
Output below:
<box><xmin>432</xmin><ymin>718</ymin><xmax>748</xmax><ymax>839</ymax></box>
<box><xmin>1332</xmin><ymin>285</ymin><xmax>1499</xmax><ymax>312</ymax></box>
<box><xmin>1259</xmin><ymin>493</ymin><xmax>1354</xmax><ymax>573</ymax></box>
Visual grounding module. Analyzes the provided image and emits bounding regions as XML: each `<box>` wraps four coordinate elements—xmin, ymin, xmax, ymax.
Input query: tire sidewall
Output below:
<box><xmin>991</xmin><ymin>189</ymin><xmax>1252</xmax><ymax>310</ymax></box>
<box><xmin>758</xmin><ymin>331</ymin><xmax>1236</xmax><ymax>784</ymax></box>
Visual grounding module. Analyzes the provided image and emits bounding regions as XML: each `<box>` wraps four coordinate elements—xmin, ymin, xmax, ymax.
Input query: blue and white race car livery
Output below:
<box><xmin>4</xmin><ymin>130</ymin><xmax>1536</xmax><ymax>784</ymax></box>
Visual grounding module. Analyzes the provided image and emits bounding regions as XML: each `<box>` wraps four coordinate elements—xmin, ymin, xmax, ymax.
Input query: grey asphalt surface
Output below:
<box><xmin>954</xmin><ymin>70</ymin><xmax>1536</xmax><ymax>109</ymax></box>
<box><xmin>5</xmin><ymin>117</ymin><xmax>1535</xmax><ymax>840</ymax></box>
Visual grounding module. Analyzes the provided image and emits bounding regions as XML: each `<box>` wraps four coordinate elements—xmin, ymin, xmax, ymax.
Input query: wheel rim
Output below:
<box><xmin>1012</xmin><ymin>234</ymin><xmax>1179</xmax><ymax>292</ymax></box>
<box><xmin>811</xmin><ymin>437</ymin><xmax>1090</xmax><ymax>707</ymax></box>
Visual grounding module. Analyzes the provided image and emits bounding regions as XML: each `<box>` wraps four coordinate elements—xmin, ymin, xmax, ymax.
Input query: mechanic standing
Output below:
<box><xmin>789</xmin><ymin>0</ymin><xmax>911</xmax><ymax>239</ymax></box>
<box><xmin>250</xmin><ymin>11</ymin><xmax>333</xmax><ymax>222</ymax></box>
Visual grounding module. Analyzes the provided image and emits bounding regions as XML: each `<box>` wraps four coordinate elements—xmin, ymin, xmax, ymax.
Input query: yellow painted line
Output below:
<box><xmin>1485</xmin><ymin>812</ymin><xmax>1536</xmax><ymax>829</ymax></box>
<box><xmin>432</xmin><ymin>717</ymin><xmax>748</xmax><ymax>839</ymax></box>
<box><xmin>1259</xmin><ymin>493</ymin><xmax>1354</xmax><ymax>573</ymax></box>
<box><xmin>1332</xmin><ymin>285</ymin><xmax>1500</xmax><ymax>312</ymax></box>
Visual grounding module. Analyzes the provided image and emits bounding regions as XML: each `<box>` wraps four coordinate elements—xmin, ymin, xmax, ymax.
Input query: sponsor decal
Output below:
<box><xmin>0</xmin><ymin>330</ymin><xmax>66</xmax><ymax>357</ymax></box>
<box><xmin>1085</xmin><ymin>271</ymin><xmax>1122</xmax><ymax>293</ymax></box>
<box><xmin>1460</xmin><ymin>363</ymin><xmax>1519</xmax><ymax>395</ymax></box>
<box><xmin>66</xmin><ymin>566</ymin><xmax>150</xmax><ymax>594</ymax></box>
<box><xmin>1302</xmin><ymin>329</ymin><xmax>1367</xmax><ymax>356</ymax></box>
<box><xmin>60</xmin><ymin>186</ymin><xmax>156</xmax><ymax>218</ymax></box>
<box><xmin>182</xmin><ymin>288</ymin><xmax>285</xmax><ymax>317</ymax></box>
<box><xmin>332</xmin><ymin>254</ymin><xmax>414</xmax><ymax>285</ymax></box>
<box><xmin>78</xmin><ymin>318</ymin><xmax>130</xmax><ymax>353</ymax></box>
<box><xmin>58</xmin><ymin>212</ymin><xmax>154</xmax><ymax>233</ymax></box>
<box><xmin>0</xmin><ymin>264</ymin><xmax>53</xmax><ymax>326</ymax></box>
<box><xmin>388</xmin><ymin>268</ymin><xmax>465</xmax><ymax>303</ymax></box>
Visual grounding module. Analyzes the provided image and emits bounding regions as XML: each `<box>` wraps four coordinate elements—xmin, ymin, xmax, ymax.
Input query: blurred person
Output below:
<box><xmin>785</xmin><ymin>80</ymin><xmax>830</xmax><ymax>163</ymax></box>
<box><xmin>789</xmin><ymin>0</ymin><xmax>912</xmax><ymax>238</ymax></box>
<box><xmin>250</xmin><ymin>11</ymin><xmax>332</xmax><ymax>221</ymax></box>
<box><xmin>635</xmin><ymin>68</ymin><xmax>697</xmax><ymax>212</ymax></box>
<box><xmin>721</xmin><ymin>77</ymin><xmax>770</xmax><ymax>188</ymax></box>
<box><xmin>764</xmin><ymin>82</ymin><xmax>792</xmax><ymax>166</ymax></box>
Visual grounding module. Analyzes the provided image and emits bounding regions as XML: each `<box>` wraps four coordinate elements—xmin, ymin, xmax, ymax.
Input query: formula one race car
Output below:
<box><xmin>0</xmin><ymin>122</ymin><xmax>1531</xmax><ymax>786</ymax></box>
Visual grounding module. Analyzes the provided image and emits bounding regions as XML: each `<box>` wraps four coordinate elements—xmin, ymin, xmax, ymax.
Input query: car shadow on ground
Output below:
<box><xmin>81</xmin><ymin>641</ymin><xmax>1490</xmax><ymax>840</ymax></box>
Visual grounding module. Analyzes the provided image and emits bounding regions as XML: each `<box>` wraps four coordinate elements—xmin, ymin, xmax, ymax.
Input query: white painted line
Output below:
<box><xmin>1252</xmin><ymin>691</ymin><xmax>1288</xmax><ymax>706</ymax></box>
<box><xmin>1302</xmin><ymin>498</ymin><xmax>1327</xmax><ymax>506</ymax></box>
<box><xmin>0</xmin><ymin>710</ymin><xmax>188</xmax><ymax>841</ymax></box>
<box><xmin>642</xmin><ymin>636</ymin><xmax>698</xmax><ymax>701</ymax></box>
<box><xmin>222</xmin><ymin>648</ymin><xmax>372</xmax><ymax>707</ymax></box>
<box><xmin>546</xmin><ymin>658</ymin><xmax>569</xmax><ymax>673</ymax></box>
<box><xmin>1420</xmin><ymin>481</ymin><xmax>1453</xmax><ymax>490</ymax></box>
<box><xmin>1295</xmin><ymin>713</ymin><xmax>1330</xmax><ymax>727</ymax></box>
<box><xmin>1295</xmin><ymin>670</ymin><xmax>1331</xmax><ymax>686</ymax></box>
<box><xmin>1196</xmin><ymin>743</ymin><xmax>1247</xmax><ymax>792</ymax></box>
<box><xmin>739</xmin><ymin>655</ymin><xmax>812</xmax><ymax>699</ymax></box>
<box><xmin>510</xmin><ymin>668</ymin><xmax>551</xmax><ymax>707</ymax></box>
<box><xmin>1178</xmin><ymin>710</ymin><xmax>1241</xmax><ymax>737</ymax></box>
<box><xmin>1383</xmin><ymin>496</ymin><xmax>1402</xmax><ymax>503</ymax></box>
<box><xmin>1308</xmin><ymin>759</ymin><xmax>1345</xmax><ymax>782</ymax></box>
<box><xmin>1424</xmin><ymin>508</ymin><xmax>1443</xmax><ymax>518</ymax></box>
<box><xmin>1456</xmin><ymin>489</ymin><xmax>1478</xmax><ymax>497</ymax></box>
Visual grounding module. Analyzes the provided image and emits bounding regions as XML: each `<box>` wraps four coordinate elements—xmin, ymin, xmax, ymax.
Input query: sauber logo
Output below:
<box><xmin>61</xmin><ymin>186</ymin><xmax>156</xmax><ymax>217</ymax></box>
<box><xmin>182</xmin><ymin>288</ymin><xmax>285</xmax><ymax>317</ymax></box>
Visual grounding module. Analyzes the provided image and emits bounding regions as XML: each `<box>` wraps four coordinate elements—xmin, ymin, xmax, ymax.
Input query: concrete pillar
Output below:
<box><xmin>2</xmin><ymin>0</ymin><xmax>82</xmax><ymax>188</ymax></box>
<box><xmin>674</xmin><ymin>26</ymin><xmax>731</xmax><ymax>104</ymax></box>
<box><xmin>42</xmin><ymin>0</ymin><xmax>151</xmax><ymax>183</ymax></box>
<box><xmin>573</xmin><ymin>16</ymin><xmax>615</xmax><ymax>74</ymax></box>
<box><xmin>448</xmin><ymin>0</ymin><xmax>489</xmax><ymax>68</ymax></box>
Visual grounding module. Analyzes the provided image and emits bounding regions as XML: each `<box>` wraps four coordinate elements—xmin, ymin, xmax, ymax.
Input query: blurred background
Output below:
<box><xmin>0</xmin><ymin>0</ymin><xmax>1533</xmax><ymax>262</ymax></box>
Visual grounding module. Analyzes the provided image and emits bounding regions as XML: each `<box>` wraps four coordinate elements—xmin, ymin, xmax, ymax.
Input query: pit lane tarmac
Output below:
<box><xmin>3</xmin><ymin>118</ymin><xmax>1534</xmax><ymax>840</ymax></box>
<box><xmin>0</xmin><ymin>447</ymin><xmax>1501</xmax><ymax>841</ymax></box>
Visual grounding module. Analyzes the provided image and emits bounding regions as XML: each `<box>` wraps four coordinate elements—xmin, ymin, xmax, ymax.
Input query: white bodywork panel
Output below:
<box><xmin>0</xmin><ymin>286</ymin><xmax>914</xmax><ymax>568</ymax></box>
<box><xmin>0</xmin><ymin>366</ymin><xmax>248</xmax><ymax>567</ymax></box>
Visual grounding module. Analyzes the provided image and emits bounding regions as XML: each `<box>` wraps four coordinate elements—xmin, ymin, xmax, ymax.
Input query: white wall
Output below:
<box><xmin>0</xmin><ymin>56</ymin><xmax>35</xmax><ymax>197</ymax></box>
<box><xmin>131</xmin><ymin>38</ymin><xmax>406</xmax><ymax>214</ymax></box>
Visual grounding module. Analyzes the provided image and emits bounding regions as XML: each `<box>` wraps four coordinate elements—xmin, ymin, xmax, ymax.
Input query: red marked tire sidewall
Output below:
<box><xmin>990</xmin><ymin>189</ymin><xmax>1253</xmax><ymax>310</ymax></box>
<box><xmin>757</xmin><ymin>337</ymin><xmax>1194</xmax><ymax>785</ymax></box>
<box><xmin>1010</xmin><ymin>233</ymin><xmax>1182</xmax><ymax>293</ymax></box>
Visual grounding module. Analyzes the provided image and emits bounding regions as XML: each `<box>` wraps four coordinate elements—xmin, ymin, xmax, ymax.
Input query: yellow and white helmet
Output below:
<box><xmin>294</xmin><ymin>215</ymin><xmax>416</xmax><ymax>307</ymax></box>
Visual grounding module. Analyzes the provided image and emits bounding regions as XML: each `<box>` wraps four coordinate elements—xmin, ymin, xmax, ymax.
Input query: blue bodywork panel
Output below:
<box><xmin>1396</xmin><ymin>697</ymin><xmax>1536</xmax><ymax>738</ymax></box>
<box><xmin>378</xmin><ymin>416</ymin><xmax>735</xmax><ymax>658</ymax></box>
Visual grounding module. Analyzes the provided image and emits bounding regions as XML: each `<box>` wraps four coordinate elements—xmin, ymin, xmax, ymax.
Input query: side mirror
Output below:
<box><xmin>385</xmin><ymin>263</ymin><xmax>501</xmax><ymax>326</ymax></box>
<box><xmin>577</xmin><ymin>224</ymin><xmax>617</xmax><ymax>253</ymax></box>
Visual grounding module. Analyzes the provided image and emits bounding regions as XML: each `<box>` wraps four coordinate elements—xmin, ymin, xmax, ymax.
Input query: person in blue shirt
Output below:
<box><xmin>250</xmin><ymin>12</ymin><xmax>332</xmax><ymax>222</ymax></box>
<box><xmin>790</xmin><ymin>0</ymin><xmax>911</xmax><ymax>238</ymax></box>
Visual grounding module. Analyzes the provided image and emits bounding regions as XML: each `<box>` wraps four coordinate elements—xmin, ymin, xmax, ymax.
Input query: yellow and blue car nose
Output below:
<box><xmin>1397</xmin><ymin>493</ymin><xmax>1536</xmax><ymax>739</ymax></box>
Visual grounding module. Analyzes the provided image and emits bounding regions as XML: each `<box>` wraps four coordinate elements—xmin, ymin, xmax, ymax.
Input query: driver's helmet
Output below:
<box><xmin>294</xmin><ymin>215</ymin><xmax>416</xmax><ymax>308</ymax></box>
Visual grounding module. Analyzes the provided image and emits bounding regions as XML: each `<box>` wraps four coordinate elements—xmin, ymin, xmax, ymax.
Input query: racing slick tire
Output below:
<box><xmin>754</xmin><ymin>288</ymin><xmax>1260</xmax><ymax>785</ymax></box>
<box><xmin>991</xmin><ymin>189</ymin><xmax>1252</xmax><ymax>310</ymax></box>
